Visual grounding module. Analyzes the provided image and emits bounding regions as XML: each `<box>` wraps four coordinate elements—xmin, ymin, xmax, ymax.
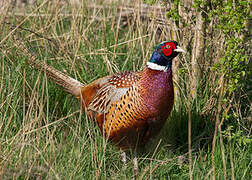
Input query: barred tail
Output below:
<box><xmin>29</xmin><ymin>59</ymin><xmax>84</xmax><ymax>97</ymax></box>
<box><xmin>15</xmin><ymin>37</ymin><xmax>84</xmax><ymax>97</ymax></box>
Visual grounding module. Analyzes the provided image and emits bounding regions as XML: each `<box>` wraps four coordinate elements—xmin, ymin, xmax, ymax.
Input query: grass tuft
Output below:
<box><xmin>0</xmin><ymin>0</ymin><xmax>251</xmax><ymax>179</ymax></box>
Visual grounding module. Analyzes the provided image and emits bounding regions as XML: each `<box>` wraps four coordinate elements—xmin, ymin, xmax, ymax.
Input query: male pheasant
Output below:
<box><xmin>25</xmin><ymin>40</ymin><xmax>185</xmax><ymax>169</ymax></box>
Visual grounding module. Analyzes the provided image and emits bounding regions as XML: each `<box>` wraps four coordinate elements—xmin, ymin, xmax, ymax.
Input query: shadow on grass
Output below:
<box><xmin>138</xmin><ymin>107</ymin><xmax>215</xmax><ymax>158</ymax></box>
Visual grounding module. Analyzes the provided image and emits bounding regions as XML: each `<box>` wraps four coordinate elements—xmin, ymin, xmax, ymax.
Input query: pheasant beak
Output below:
<box><xmin>174</xmin><ymin>46</ymin><xmax>186</xmax><ymax>53</ymax></box>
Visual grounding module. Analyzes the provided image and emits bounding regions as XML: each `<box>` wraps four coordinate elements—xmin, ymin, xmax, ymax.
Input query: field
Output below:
<box><xmin>0</xmin><ymin>0</ymin><xmax>251</xmax><ymax>179</ymax></box>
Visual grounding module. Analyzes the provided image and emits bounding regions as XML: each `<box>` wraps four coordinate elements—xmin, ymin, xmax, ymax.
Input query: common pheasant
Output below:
<box><xmin>25</xmin><ymin>40</ymin><xmax>185</xmax><ymax>170</ymax></box>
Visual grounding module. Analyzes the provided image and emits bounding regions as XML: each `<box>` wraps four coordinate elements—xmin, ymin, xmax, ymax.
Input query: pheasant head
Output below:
<box><xmin>147</xmin><ymin>41</ymin><xmax>186</xmax><ymax>71</ymax></box>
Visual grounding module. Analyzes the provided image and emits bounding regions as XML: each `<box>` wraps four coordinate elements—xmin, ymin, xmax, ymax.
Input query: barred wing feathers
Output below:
<box><xmin>87</xmin><ymin>71</ymin><xmax>141</xmax><ymax>114</ymax></box>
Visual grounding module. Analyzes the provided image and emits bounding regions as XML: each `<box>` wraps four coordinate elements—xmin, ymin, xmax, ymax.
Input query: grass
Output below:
<box><xmin>0</xmin><ymin>0</ymin><xmax>251</xmax><ymax>179</ymax></box>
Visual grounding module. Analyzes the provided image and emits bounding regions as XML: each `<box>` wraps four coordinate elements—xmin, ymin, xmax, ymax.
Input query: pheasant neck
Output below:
<box><xmin>147</xmin><ymin>50</ymin><xmax>172</xmax><ymax>71</ymax></box>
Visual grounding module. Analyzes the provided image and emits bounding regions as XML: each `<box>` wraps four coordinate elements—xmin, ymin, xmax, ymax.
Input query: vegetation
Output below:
<box><xmin>0</xmin><ymin>0</ymin><xmax>251</xmax><ymax>179</ymax></box>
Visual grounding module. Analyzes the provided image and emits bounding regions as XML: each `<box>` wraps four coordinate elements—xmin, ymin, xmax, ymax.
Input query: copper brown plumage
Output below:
<box><xmin>23</xmin><ymin>41</ymin><xmax>185</xmax><ymax>170</ymax></box>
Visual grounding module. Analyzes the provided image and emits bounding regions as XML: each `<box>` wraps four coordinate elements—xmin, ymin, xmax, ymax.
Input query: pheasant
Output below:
<box><xmin>24</xmin><ymin>40</ymin><xmax>185</xmax><ymax>171</ymax></box>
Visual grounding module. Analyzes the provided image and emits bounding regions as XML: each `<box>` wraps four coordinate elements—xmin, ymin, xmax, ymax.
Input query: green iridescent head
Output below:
<box><xmin>149</xmin><ymin>41</ymin><xmax>185</xmax><ymax>68</ymax></box>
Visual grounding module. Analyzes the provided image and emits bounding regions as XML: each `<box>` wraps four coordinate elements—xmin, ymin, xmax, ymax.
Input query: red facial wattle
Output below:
<box><xmin>161</xmin><ymin>42</ymin><xmax>176</xmax><ymax>56</ymax></box>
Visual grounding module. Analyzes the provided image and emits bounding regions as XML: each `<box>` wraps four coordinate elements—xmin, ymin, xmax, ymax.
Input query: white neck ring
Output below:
<box><xmin>146</xmin><ymin>62</ymin><xmax>168</xmax><ymax>72</ymax></box>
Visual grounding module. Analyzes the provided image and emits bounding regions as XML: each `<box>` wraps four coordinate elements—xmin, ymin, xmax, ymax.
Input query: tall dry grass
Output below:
<box><xmin>0</xmin><ymin>0</ymin><xmax>251</xmax><ymax>179</ymax></box>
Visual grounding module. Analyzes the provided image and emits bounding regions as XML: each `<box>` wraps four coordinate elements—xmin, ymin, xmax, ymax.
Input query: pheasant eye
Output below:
<box><xmin>165</xmin><ymin>44</ymin><xmax>170</xmax><ymax>49</ymax></box>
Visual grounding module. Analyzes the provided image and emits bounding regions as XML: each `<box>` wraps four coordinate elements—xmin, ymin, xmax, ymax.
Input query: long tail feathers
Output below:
<box><xmin>29</xmin><ymin>59</ymin><xmax>84</xmax><ymax>97</ymax></box>
<box><xmin>16</xmin><ymin>39</ymin><xmax>84</xmax><ymax>97</ymax></box>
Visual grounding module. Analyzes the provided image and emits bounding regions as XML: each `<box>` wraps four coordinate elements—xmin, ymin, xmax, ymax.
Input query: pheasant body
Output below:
<box><xmin>26</xmin><ymin>40</ymin><xmax>185</xmax><ymax>150</ymax></box>
<box><xmin>106</xmin><ymin>68</ymin><xmax>174</xmax><ymax>148</ymax></box>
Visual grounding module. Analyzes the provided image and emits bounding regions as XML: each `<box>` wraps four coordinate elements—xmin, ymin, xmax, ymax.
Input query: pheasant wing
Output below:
<box><xmin>87</xmin><ymin>71</ymin><xmax>141</xmax><ymax>114</ymax></box>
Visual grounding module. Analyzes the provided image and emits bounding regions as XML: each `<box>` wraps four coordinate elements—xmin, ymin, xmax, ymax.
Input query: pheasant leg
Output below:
<box><xmin>133</xmin><ymin>152</ymin><xmax>138</xmax><ymax>175</ymax></box>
